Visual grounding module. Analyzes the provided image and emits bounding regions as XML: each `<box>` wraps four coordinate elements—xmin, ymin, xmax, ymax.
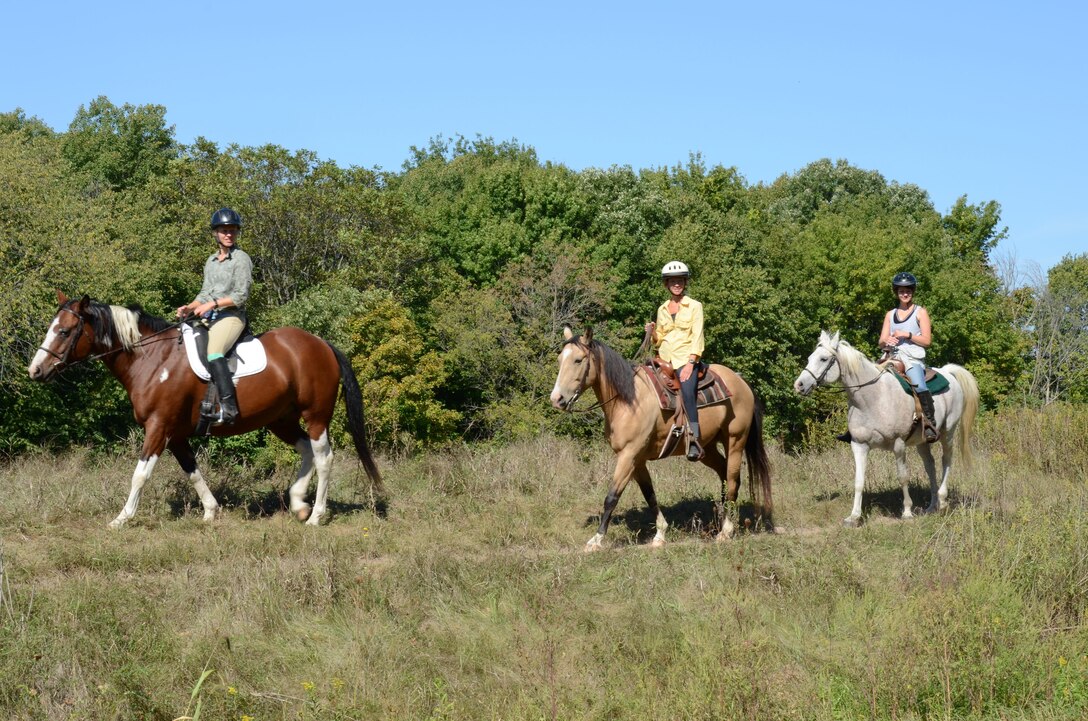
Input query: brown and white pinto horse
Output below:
<box><xmin>550</xmin><ymin>327</ymin><xmax>773</xmax><ymax>551</ymax></box>
<box><xmin>28</xmin><ymin>292</ymin><xmax>383</xmax><ymax>528</ymax></box>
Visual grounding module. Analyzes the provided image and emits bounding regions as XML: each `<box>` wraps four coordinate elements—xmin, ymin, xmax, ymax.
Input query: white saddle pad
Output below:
<box><xmin>180</xmin><ymin>324</ymin><xmax>268</xmax><ymax>381</ymax></box>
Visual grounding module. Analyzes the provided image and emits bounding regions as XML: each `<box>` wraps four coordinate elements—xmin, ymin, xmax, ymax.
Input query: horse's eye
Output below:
<box><xmin>58</xmin><ymin>329</ymin><xmax>70</xmax><ymax>337</ymax></box>
<box><xmin>574</xmin><ymin>357</ymin><xmax>584</xmax><ymax>364</ymax></box>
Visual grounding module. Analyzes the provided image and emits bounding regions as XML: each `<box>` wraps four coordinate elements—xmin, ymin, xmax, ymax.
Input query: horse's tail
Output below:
<box><xmin>745</xmin><ymin>389</ymin><xmax>774</xmax><ymax>532</ymax></box>
<box><xmin>329</xmin><ymin>343</ymin><xmax>385</xmax><ymax>496</ymax></box>
<box><xmin>944</xmin><ymin>364</ymin><xmax>979</xmax><ymax>470</ymax></box>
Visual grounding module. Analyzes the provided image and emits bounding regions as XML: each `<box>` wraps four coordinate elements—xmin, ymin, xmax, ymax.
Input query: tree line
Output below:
<box><xmin>1</xmin><ymin>98</ymin><xmax>1083</xmax><ymax>457</ymax></box>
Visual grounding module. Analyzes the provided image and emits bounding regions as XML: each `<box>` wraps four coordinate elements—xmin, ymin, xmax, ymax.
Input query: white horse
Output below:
<box><xmin>793</xmin><ymin>331</ymin><xmax>979</xmax><ymax>527</ymax></box>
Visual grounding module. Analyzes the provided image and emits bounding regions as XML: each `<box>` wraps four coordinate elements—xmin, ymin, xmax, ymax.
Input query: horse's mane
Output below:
<box><xmin>834</xmin><ymin>339</ymin><xmax>878</xmax><ymax>377</ymax></box>
<box><xmin>567</xmin><ymin>335</ymin><xmax>638</xmax><ymax>406</ymax></box>
<box><xmin>81</xmin><ymin>300</ymin><xmax>174</xmax><ymax>352</ymax></box>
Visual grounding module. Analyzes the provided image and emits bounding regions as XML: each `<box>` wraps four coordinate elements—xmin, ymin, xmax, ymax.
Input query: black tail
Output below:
<box><xmin>745</xmin><ymin>390</ymin><xmax>774</xmax><ymax>532</ymax></box>
<box><xmin>329</xmin><ymin>343</ymin><xmax>385</xmax><ymax>496</ymax></box>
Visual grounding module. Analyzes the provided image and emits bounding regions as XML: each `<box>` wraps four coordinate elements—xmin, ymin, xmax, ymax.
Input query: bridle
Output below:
<box><xmin>560</xmin><ymin>338</ymin><xmax>620</xmax><ymax>413</ymax></box>
<box><xmin>36</xmin><ymin>304</ymin><xmax>87</xmax><ymax>373</ymax></box>
<box><xmin>798</xmin><ymin>345</ymin><xmax>839</xmax><ymax>387</ymax></box>
<box><xmin>37</xmin><ymin>302</ymin><xmax>184</xmax><ymax>375</ymax></box>
<box><xmin>800</xmin><ymin>343</ymin><xmax>888</xmax><ymax>392</ymax></box>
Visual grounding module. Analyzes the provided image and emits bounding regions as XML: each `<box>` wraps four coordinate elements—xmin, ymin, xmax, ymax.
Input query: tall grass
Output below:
<box><xmin>0</xmin><ymin>405</ymin><xmax>1086</xmax><ymax>719</ymax></box>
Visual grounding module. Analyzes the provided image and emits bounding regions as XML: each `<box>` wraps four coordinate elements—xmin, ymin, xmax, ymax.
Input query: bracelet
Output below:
<box><xmin>907</xmin><ymin>332</ymin><xmax>912</xmax><ymax>340</ymax></box>
<box><xmin>213</xmin><ymin>299</ymin><xmax>220</xmax><ymax>310</ymax></box>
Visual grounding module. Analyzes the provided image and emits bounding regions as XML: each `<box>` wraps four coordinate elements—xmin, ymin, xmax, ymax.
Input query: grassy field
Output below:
<box><xmin>1</xmin><ymin>405</ymin><xmax>1086</xmax><ymax>720</ymax></box>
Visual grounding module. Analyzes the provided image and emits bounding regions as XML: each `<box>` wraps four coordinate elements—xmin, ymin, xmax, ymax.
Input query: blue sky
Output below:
<box><xmin>5</xmin><ymin>1</ymin><xmax>1084</xmax><ymax>273</ymax></box>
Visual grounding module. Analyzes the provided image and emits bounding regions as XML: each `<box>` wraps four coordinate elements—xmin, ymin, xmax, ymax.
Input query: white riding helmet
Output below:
<box><xmin>661</xmin><ymin>260</ymin><xmax>690</xmax><ymax>278</ymax></box>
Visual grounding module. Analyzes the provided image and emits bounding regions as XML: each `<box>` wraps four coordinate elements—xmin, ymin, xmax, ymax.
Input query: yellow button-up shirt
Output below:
<box><xmin>654</xmin><ymin>295</ymin><xmax>705</xmax><ymax>368</ymax></box>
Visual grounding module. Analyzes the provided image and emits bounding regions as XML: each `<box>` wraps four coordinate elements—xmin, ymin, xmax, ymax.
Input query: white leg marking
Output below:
<box><xmin>190</xmin><ymin>468</ymin><xmax>220</xmax><ymax>521</ymax></box>
<box><xmin>110</xmin><ymin>454</ymin><xmax>160</xmax><ymax>529</ymax></box>
<box><xmin>650</xmin><ymin>510</ymin><xmax>669</xmax><ymax>547</ymax></box>
<box><xmin>306</xmin><ymin>431</ymin><xmax>333</xmax><ymax>526</ymax></box>
<box><xmin>896</xmin><ymin>448</ymin><xmax>914</xmax><ymax>519</ymax></box>
<box><xmin>584</xmin><ymin>532</ymin><xmax>605</xmax><ymax>552</ymax></box>
<box><xmin>289</xmin><ymin>437</ymin><xmax>316</xmax><ymax>518</ymax></box>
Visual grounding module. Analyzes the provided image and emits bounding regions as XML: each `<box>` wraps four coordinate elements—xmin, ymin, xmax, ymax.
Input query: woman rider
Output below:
<box><xmin>837</xmin><ymin>271</ymin><xmax>938</xmax><ymax>443</ymax></box>
<box><xmin>645</xmin><ymin>261</ymin><xmax>705</xmax><ymax>461</ymax></box>
<box><xmin>175</xmin><ymin>208</ymin><xmax>253</xmax><ymax>424</ymax></box>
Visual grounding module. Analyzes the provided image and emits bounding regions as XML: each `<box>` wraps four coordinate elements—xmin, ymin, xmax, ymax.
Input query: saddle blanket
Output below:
<box><xmin>892</xmin><ymin>368</ymin><xmax>950</xmax><ymax>395</ymax></box>
<box><xmin>643</xmin><ymin>364</ymin><xmax>731</xmax><ymax>411</ymax></box>
<box><xmin>180</xmin><ymin>324</ymin><xmax>267</xmax><ymax>381</ymax></box>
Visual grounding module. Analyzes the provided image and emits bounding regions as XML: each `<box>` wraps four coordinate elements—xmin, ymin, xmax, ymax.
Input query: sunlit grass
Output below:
<box><xmin>0</xmin><ymin>405</ymin><xmax>1085</xmax><ymax>719</ymax></box>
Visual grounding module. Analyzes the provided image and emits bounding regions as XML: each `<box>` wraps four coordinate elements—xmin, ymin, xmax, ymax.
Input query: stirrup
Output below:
<box><xmin>686</xmin><ymin>440</ymin><xmax>704</xmax><ymax>462</ymax></box>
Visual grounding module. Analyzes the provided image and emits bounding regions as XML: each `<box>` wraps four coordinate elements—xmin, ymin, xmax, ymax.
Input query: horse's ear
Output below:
<box><xmin>830</xmin><ymin>331</ymin><xmax>840</xmax><ymax>347</ymax></box>
<box><xmin>56</xmin><ymin>290</ymin><xmax>68</xmax><ymax>305</ymax></box>
<box><xmin>563</xmin><ymin>326</ymin><xmax>573</xmax><ymax>341</ymax></box>
<box><xmin>584</xmin><ymin>326</ymin><xmax>593</xmax><ymax>344</ymax></box>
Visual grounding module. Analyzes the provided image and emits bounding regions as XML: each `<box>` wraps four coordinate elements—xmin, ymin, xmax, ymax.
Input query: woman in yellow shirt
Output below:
<box><xmin>645</xmin><ymin>261</ymin><xmax>705</xmax><ymax>460</ymax></box>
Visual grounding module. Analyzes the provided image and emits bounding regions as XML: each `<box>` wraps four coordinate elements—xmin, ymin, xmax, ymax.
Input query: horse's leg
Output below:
<box><xmin>916</xmin><ymin>440</ymin><xmax>946</xmax><ymax>514</ymax></box>
<box><xmin>632</xmin><ymin>463</ymin><xmax>667</xmax><ymax>548</ymax></box>
<box><xmin>844</xmin><ymin>441</ymin><xmax>870</xmax><ymax>527</ymax></box>
<box><xmin>586</xmin><ymin>453</ymin><xmax>636</xmax><ymax>552</ymax></box>
<box><xmin>109</xmin><ymin>425</ymin><xmax>167</xmax><ymax>529</ymax></box>
<box><xmin>936</xmin><ymin>434</ymin><xmax>954</xmax><ymax>511</ymax></box>
<box><xmin>168</xmin><ymin>437</ymin><xmax>220</xmax><ymax>522</ymax></box>
<box><xmin>304</xmin><ymin>429</ymin><xmax>334</xmax><ymax>527</ymax></box>
<box><xmin>700</xmin><ymin>445</ymin><xmax>736</xmax><ymax>541</ymax></box>
<box><xmin>269</xmin><ymin>420</ymin><xmax>317</xmax><ymax>522</ymax></box>
<box><xmin>895</xmin><ymin>441</ymin><xmax>915</xmax><ymax>519</ymax></box>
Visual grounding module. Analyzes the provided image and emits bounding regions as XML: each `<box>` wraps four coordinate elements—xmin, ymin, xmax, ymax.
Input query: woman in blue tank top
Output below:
<box><xmin>838</xmin><ymin>272</ymin><xmax>939</xmax><ymax>443</ymax></box>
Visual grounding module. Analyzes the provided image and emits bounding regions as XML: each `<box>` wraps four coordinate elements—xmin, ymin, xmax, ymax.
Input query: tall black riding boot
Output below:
<box><xmin>918</xmin><ymin>390</ymin><xmax>938</xmax><ymax>443</ymax></box>
<box><xmin>687</xmin><ymin>421</ymin><xmax>703</xmax><ymax>461</ymax></box>
<box><xmin>208</xmin><ymin>357</ymin><xmax>239</xmax><ymax>425</ymax></box>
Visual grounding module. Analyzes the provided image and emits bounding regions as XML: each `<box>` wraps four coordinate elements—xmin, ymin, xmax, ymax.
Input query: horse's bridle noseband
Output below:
<box><xmin>37</xmin><ymin>304</ymin><xmax>86</xmax><ymax>372</ymax></box>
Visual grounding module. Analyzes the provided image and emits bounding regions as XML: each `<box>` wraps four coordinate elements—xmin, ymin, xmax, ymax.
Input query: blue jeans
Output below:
<box><xmin>905</xmin><ymin>363</ymin><xmax>928</xmax><ymax>391</ymax></box>
<box><xmin>680</xmin><ymin>364</ymin><xmax>700</xmax><ymax>423</ymax></box>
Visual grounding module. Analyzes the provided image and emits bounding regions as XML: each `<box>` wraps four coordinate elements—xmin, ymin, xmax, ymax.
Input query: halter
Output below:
<box><xmin>560</xmin><ymin>337</ymin><xmax>620</xmax><ymax>413</ymax></box>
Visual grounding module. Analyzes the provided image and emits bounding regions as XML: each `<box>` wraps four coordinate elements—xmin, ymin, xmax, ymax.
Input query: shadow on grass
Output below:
<box><xmin>167</xmin><ymin>484</ymin><xmax>388</xmax><ymax>521</ymax></box>
<box><xmin>583</xmin><ymin>494</ymin><xmax>771</xmax><ymax>547</ymax></box>
<box><xmin>817</xmin><ymin>483</ymin><xmax>963</xmax><ymax>522</ymax></box>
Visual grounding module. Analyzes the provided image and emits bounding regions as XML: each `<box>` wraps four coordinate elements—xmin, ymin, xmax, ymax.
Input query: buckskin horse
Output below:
<box><xmin>550</xmin><ymin>327</ymin><xmax>773</xmax><ymax>551</ymax></box>
<box><xmin>793</xmin><ymin>330</ymin><xmax>978</xmax><ymax>527</ymax></box>
<box><xmin>28</xmin><ymin>292</ymin><xmax>383</xmax><ymax>528</ymax></box>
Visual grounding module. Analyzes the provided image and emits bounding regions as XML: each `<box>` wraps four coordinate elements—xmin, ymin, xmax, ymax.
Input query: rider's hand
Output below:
<box><xmin>679</xmin><ymin>363</ymin><xmax>693</xmax><ymax>382</ymax></box>
<box><xmin>644</xmin><ymin>321</ymin><xmax>655</xmax><ymax>334</ymax></box>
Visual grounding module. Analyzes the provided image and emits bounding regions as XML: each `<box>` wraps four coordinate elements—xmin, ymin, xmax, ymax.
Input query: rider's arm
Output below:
<box><xmin>912</xmin><ymin>307</ymin><xmax>932</xmax><ymax>347</ymax></box>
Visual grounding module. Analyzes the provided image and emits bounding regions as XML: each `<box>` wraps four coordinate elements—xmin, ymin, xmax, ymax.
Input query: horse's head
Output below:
<box><xmin>793</xmin><ymin>330</ymin><xmax>842</xmax><ymax>395</ymax></box>
<box><xmin>28</xmin><ymin>291</ymin><xmax>96</xmax><ymax>382</ymax></box>
<box><xmin>550</xmin><ymin>326</ymin><xmax>598</xmax><ymax>411</ymax></box>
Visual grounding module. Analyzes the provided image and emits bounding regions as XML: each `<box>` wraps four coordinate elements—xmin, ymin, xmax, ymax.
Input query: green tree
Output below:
<box><xmin>62</xmin><ymin>96</ymin><xmax>176</xmax><ymax>190</ymax></box>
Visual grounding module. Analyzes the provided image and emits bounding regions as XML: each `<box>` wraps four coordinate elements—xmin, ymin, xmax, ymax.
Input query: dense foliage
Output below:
<box><xmin>2</xmin><ymin>101</ymin><xmax>1078</xmax><ymax>455</ymax></box>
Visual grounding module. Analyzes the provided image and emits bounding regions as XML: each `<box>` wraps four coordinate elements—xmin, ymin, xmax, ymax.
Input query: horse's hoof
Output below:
<box><xmin>108</xmin><ymin>518</ymin><xmax>125</xmax><ymax>530</ymax></box>
<box><xmin>650</xmin><ymin>536</ymin><xmax>666</xmax><ymax>549</ymax></box>
<box><xmin>296</xmin><ymin>505</ymin><xmax>312</xmax><ymax>522</ymax></box>
<box><xmin>203</xmin><ymin>506</ymin><xmax>221</xmax><ymax>522</ymax></box>
<box><xmin>842</xmin><ymin>516</ymin><xmax>862</xmax><ymax>528</ymax></box>
<box><xmin>714</xmin><ymin>531</ymin><xmax>735</xmax><ymax>543</ymax></box>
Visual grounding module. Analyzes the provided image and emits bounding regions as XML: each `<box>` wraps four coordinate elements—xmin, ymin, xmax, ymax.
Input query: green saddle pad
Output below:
<box><xmin>894</xmin><ymin>369</ymin><xmax>950</xmax><ymax>395</ymax></box>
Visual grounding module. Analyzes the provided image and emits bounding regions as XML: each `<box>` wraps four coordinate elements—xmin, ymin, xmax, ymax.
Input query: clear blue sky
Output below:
<box><xmin>5</xmin><ymin>1</ymin><xmax>1084</xmax><ymax>273</ymax></box>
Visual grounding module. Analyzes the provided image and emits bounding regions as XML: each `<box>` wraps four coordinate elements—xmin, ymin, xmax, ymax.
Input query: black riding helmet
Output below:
<box><xmin>210</xmin><ymin>207</ymin><xmax>243</xmax><ymax>229</ymax></box>
<box><xmin>892</xmin><ymin>272</ymin><xmax>917</xmax><ymax>289</ymax></box>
